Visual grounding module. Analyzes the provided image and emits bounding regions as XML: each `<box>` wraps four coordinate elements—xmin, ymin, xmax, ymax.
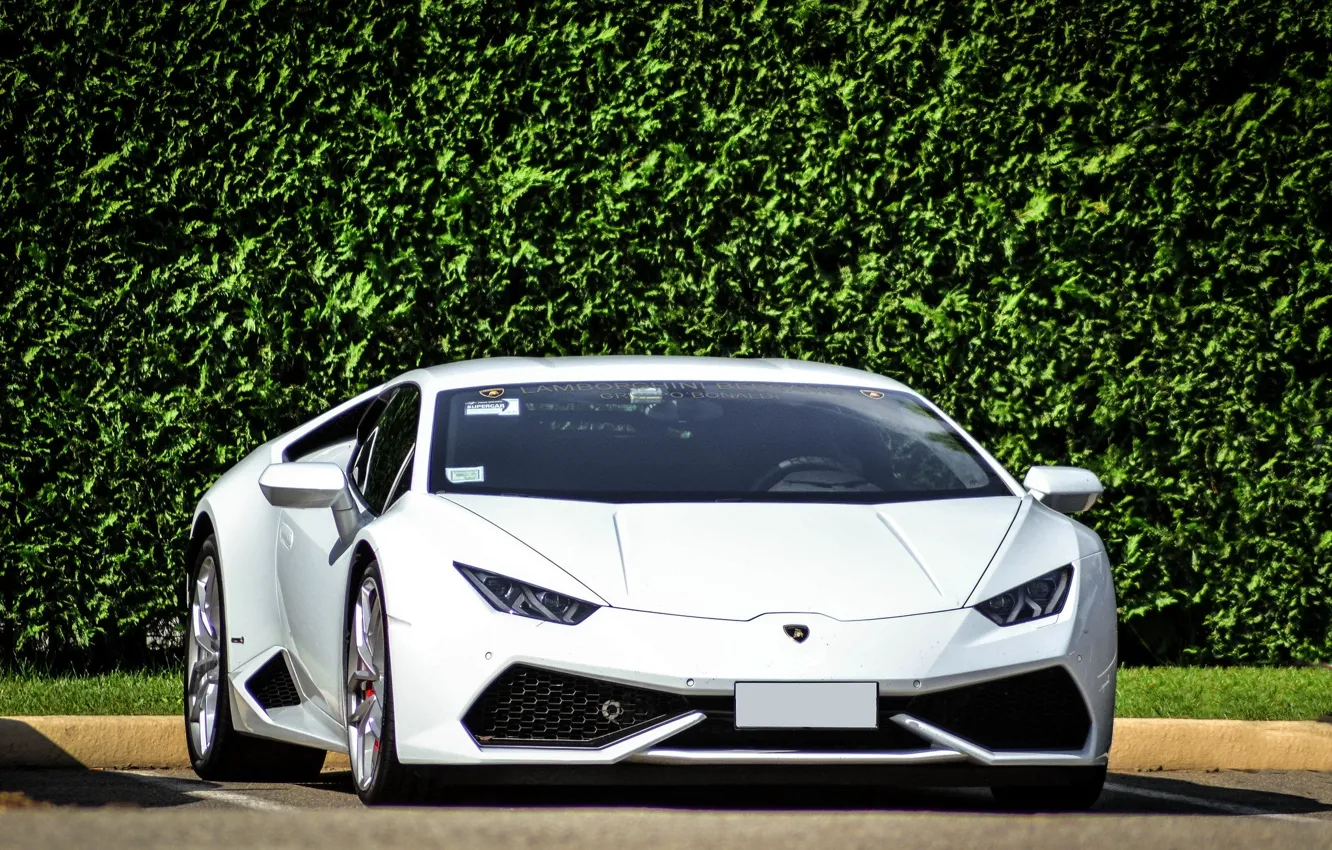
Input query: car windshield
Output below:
<box><xmin>427</xmin><ymin>381</ymin><xmax>1011</xmax><ymax>503</ymax></box>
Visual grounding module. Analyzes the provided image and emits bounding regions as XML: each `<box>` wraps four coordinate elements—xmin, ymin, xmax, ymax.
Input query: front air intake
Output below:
<box><xmin>905</xmin><ymin>666</ymin><xmax>1091</xmax><ymax>751</ymax></box>
<box><xmin>245</xmin><ymin>653</ymin><xmax>302</xmax><ymax>710</ymax></box>
<box><xmin>464</xmin><ymin>665</ymin><xmax>690</xmax><ymax>747</ymax></box>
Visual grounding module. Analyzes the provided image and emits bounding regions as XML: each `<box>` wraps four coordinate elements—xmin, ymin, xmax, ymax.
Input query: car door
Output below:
<box><xmin>276</xmin><ymin>384</ymin><xmax>421</xmax><ymax>721</ymax></box>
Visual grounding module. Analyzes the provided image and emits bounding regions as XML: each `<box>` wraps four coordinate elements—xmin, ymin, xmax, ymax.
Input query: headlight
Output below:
<box><xmin>975</xmin><ymin>566</ymin><xmax>1072</xmax><ymax>626</ymax></box>
<box><xmin>455</xmin><ymin>563</ymin><xmax>599</xmax><ymax>625</ymax></box>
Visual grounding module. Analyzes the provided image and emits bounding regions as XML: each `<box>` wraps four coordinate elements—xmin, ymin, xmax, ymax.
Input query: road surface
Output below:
<box><xmin>3</xmin><ymin>768</ymin><xmax>1332</xmax><ymax>849</ymax></box>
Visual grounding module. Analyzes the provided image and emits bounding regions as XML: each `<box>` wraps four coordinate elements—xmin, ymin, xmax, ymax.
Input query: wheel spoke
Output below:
<box><xmin>197</xmin><ymin>696</ymin><xmax>211</xmax><ymax>752</ymax></box>
<box><xmin>355</xmin><ymin>634</ymin><xmax>378</xmax><ymax>680</ymax></box>
<box><xmin>356</xmin><ymin>586</ymin><xmax>379</xmax><ymax>673</ymax></box>
<box><xmin>193</xmin><ymin>561</ymin><xmax>221</xmax><ymax>655</ymax></box>
<box><xmin>351</xmin><ymin>729</ymin><xmax>362</xmax><ymax>779</ymax></box>
<box><xmin>360</xmin><ymin>707</ymin><xmax>378</xmax><ymax>782</ymax></box>
<box><xmin>188</xmin><ymin>668</ymin><xmax>205</xmax><ymax>705</ymax></box>
<box><xmin>368</xmin><ymin>595</ymin><xmax>383</xmax><ymax>646</ymax></box>
<box><xmin>348</xmin><ymin>693</ymin><xmax>373</xmax><ymax>726</ymax></box>
<box><xmin>368</xmin><ymin>697</ymin><xmax>383</xmax><ymax>739</ymax></box>
<box><xmin>187</xmin><ymin>655</ymin><xmax>213</xmax><ymax>698</ymax></box>
<box><xmin>193</xmin><ymin>619</ymin><xmax>215</xmax><ymax>654</ymax></box>
<box><xmin>358</xmin><ymin>698</ymin><xmax>377</xmax><ymax>739</ymax></box>
<box><xmin>197</xmin><ymin>574</ymin><xmax>216</xmax><ymax>634</ymax></box>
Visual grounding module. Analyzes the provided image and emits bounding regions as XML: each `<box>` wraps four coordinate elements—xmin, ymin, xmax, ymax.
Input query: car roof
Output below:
<box><xmin>399</xmin><ymin>356</ymin><xmax>914</xmax><ymax>395</ymax></box>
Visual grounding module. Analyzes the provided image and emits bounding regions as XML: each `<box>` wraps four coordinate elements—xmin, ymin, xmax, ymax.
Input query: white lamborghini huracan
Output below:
<box><xmin>184</xmin><ymin>356</ymin><xmax>1116</xmax><ymax>807</ymax></box>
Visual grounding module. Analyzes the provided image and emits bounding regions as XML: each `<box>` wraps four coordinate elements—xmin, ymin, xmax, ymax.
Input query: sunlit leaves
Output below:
<box><xmin>0</xmin><ymin>0</ymin><xmax>1329</xmax><ymax>667</ymax></box>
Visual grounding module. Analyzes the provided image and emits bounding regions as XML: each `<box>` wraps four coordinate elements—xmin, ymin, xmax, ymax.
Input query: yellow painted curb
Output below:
<box><xmin>0</xmin><ymin>716</ymin><xmax>350</xmax><ymax>771</ymax></box>
<box><xmin>1110</xmin><ymin>718</ymin><xmax>1332</xmax><ymax>771</ymax></box>
<box><xmin>2</xmin><ymin>716</ymin><xmax>1331</xmax><ymax>771</ymax></box>
<box><xmin>0</xmin><ymin>716</ymin><xmax>188</xmax><ymax>769</ymax></box>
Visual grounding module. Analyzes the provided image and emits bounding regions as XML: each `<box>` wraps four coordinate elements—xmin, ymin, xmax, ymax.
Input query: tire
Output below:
<box><xmin>184</xmin><ymin>534</ymin><xmax>327</xmax><ymax>781</ymax></box>
<box><xmin>990</xmin><ymin>765</ymin><xmax>1107</xmax><ymax>811</ymax></box>
<box><xmin>345</xmin><ymin>559</ymin><xmax>442</xmax><ymax>805</ymax></box>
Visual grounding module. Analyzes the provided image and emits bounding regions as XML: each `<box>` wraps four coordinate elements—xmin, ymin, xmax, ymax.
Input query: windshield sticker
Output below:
<box><xmin>446</xmin><ymin>466</ymin><xmax>485</xmax><ymax>483</ymax></box>
<box><xmin>478</xmin><ymin>387</ymin><xmax>505</xmax><ymax>398</ymax></box>
<box><xmin>860</xmin><ymin>389</ymin><xmax>886</xmax><ymax>399</ymax></box>
<box><xmin>464</xmin><ymin>399</ymin><xmax>520</xmax><ymax>416</ymax></box>
<box><xmin>629</xmin><ymin>387</ymin><xmax>663</xmax><ymax>403</ymax></box>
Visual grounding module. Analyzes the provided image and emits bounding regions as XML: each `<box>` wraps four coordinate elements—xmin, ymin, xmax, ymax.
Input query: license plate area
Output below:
<box><xmin>734</xmin><ymin>682</ymin><xmax>878</xmax><ymax>729</ymax></box>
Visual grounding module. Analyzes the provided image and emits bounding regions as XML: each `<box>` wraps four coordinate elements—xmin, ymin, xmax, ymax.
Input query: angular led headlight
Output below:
<box><xmin>975</xmin><ymin>566</ymin><xmax>1073</xmax><ymax>626</ymax></box>
<box><xmin>455</xmin><ymin>563</ymin><xmax>599</xmax><ymax>625</ymax></box>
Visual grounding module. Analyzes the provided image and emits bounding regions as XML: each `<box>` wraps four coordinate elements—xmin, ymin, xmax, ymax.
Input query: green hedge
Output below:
<box><xmin>2</xmin><ymin>0</ymin><xmax>1329</xmax><ymax>668</ymax></box>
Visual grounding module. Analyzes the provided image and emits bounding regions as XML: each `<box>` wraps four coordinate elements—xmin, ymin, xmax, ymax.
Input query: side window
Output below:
<box><xmin>385</xmin><ymin>446</ymin><xmax>415</xmax><ymax>510</ymax></box>
<box><xmin>355</xmin><ymin>386</ymin><xmax>421</xmax><ymax>514</ymax></box>
<box><xmin>283</xmin><ymin>396</ymin><xmax>377</xmax><ymax>462</ymax></box>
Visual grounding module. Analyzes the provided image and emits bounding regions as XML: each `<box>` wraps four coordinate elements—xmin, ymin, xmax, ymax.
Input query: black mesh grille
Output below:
<box><xmin>245</xmin><ymin>654</ymin><xmax>301</xmax><ymax>710</ymax></box>
<box><xmin>465</xmin><ymin>666</ymin><xmax>1089</xmax><ymax>752</ymax></box>
<box><xmin>465</xmin><ymin>665</ymin><xmax>690</xmax><ymax>747</ymax></box>
<box><xmin>906</xmin><ymin>666</ymin><xmax>1090</xmax><ymax>751</ymax></box>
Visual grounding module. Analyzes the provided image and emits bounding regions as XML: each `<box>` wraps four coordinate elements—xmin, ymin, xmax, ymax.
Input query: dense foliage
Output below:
<box><xmin>2</xmin><ymin>0</ymin><xmax>1329</xmax><ymax>668</ymax></box>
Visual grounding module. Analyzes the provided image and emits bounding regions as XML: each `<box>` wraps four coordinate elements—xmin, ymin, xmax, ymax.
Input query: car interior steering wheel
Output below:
<box><xmin>749</xmin><ymin>456</ymin><xmax>862</xmax><ymax>491</ymax></box>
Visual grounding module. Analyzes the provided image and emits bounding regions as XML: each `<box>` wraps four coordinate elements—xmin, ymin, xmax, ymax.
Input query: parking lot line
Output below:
<box><xmin>1104</xmin><ymin>781</ymin><xmax>1319</xmax><ymax>823</ymax></box>
<box><xmin>122</xmin><ymin>772</ymin><xmax>292</xmax><ymax>812</ymax></box>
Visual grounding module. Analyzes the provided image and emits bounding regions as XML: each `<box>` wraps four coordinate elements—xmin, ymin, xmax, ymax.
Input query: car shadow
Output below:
<box><xmin>0</xmin><ymin>719</ymin><xmax>202</xmax><ymax>809</ymax></box>
<box><xmin>306</xmin><ymin>769</ymin><xmax>1332</xmax><ymax>817</ymax></box>
<box><xmin>1102</xmin><ymin>772</ymin><xmax>1332</xmax><ymax>817</ymax></box>
<box><xmin>0</xmin><ymin>768</ymin><xmax>205</xmax><ymax>809</ymax></box>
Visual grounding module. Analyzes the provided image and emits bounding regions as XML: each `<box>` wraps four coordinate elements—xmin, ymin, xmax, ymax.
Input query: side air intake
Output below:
<box><xmin>245</xmin><ymin>653</ymin><xmax>302</xmax><ymax>710</ymax></box>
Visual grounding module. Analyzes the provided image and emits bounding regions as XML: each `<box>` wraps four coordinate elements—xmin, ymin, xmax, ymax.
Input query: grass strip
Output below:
<box><xmin>1115</xmin><ymin>666</ymin><xmax>1332</xmax><ymax>721</ymax></box>
<box><xmin>3</xmin><ymin>667</ymin><xmax>1332</xmax><ymax>720</ymax></box>
<box><xmin>0</xmin><ymin>670</ymin><xmax>182</xmax><ymax>716</ymax></box>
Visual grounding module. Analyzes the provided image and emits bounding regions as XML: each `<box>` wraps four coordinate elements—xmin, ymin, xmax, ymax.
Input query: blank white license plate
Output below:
<box><xmin>734</xmin><ymin>682</ymin><xmax>878</xmax><ymax>729</ymax></box>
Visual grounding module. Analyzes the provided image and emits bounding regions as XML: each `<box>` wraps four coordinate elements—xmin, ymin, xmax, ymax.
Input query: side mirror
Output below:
<box><xmin>259</xmin><ymin>462</ymin><xmax>350</xmax><ymax>509</ymax></box>
<box><xmin>1023</xmin><ymin>466</ymin><xmax>1102</xmax><ymax>514</ymax></box>
<box><xmin>259</xmin><ymin>462</ymin><xmax>363</xmax><ymax>544</ymax></box>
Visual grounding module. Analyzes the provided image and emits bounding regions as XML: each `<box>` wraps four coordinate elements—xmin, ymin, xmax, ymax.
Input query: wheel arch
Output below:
<box><xmin>186</xmin><ymin>511</ymin><xmax>216</xmax><ymax>566</ymax></box>
<box><xmin>346</xmin><ymin>541</ymin><xmax>380</xmax><ymax>622</ymax></box>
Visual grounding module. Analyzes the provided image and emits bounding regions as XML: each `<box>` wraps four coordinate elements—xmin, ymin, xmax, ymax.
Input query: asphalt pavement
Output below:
<box><xmin>3</xmin><ymin>768</ymin><xmax>1332</xmax><ymax>849</ymax></box>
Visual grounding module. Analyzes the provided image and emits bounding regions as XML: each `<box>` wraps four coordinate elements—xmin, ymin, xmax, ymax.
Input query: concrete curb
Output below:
<box><xmin>0</xmin><ymin>717</ymin><xmax>350</xmax><ymax>771</ymax></box>
<box><xmin>1111</xmin><ymin>718</ymin><xmax>1332</xmax><ymax>771</ymax></box>
<box><xmin>0</xmin><ymin>716</ymin><xmax>189</xmax><ymax>770</ymax></box>
<box><xmin>2</xmin><ymin>716</ymin><xmax>1332</xmax><ymax>771</ymax></box>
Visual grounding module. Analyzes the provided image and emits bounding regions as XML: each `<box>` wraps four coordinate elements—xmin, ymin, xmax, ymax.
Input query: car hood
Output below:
<box><xmin>438</xmin><ymin>495</ymin><xmax>1021</xmax><ymax>621</ymax></box>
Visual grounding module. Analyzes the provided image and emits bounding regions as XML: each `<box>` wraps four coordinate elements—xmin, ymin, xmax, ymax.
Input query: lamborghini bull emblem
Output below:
<box><xmin>784</xmin><ymin>624</ymin><xmax>809</xmax><ymax>643</ymax></box>
<box><xmin>478</xmin><ymin>387</ymin><xmax>505</xmax><ymax>398</ymax></box>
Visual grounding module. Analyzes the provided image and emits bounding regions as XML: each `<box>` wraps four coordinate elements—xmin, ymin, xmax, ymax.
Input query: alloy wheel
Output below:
<box><xmin>186</xmin><ymin>554</ymin><xmax>222</xmax><ymax>758</ymax></box>
<box><xmin>347</xmin><ymin>575</ymin><xmax>387</xmax><ymax>791</ymax></box>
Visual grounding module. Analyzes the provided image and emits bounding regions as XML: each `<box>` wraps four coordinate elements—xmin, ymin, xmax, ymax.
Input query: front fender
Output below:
<box><xmin>190</xmin><ymin>441</ymin><xmax>286</xmax><ymax>672</ymax></box>
<box><xmin>361</xmin><ymin>492</ymin><xmax>610</xmax><ymax>633</ymax></box>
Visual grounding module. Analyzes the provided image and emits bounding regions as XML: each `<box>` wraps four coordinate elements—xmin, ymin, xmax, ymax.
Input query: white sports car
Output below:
<box><xmin>184</xmin><ymin>356</ymin><xmax>1116</xmax><ymax>808</ymax></box>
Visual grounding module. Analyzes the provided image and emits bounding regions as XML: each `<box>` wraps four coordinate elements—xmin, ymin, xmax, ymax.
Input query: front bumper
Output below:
<box><xmin>386</xmin><ymin>551</ymin><xmax>1117</xmax><ymax>773</ymax></box>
